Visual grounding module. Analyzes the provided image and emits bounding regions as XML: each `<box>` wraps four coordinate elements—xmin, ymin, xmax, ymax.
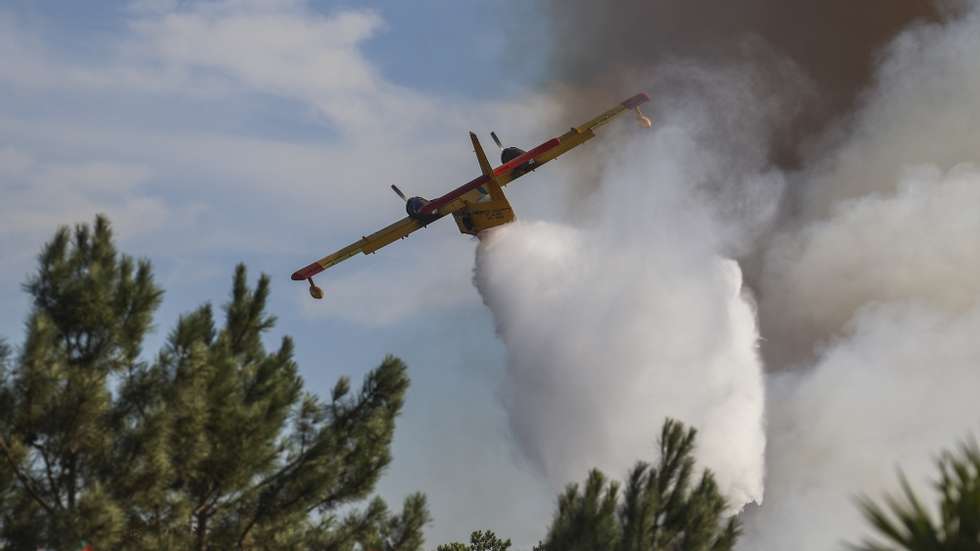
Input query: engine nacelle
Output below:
<box><xmin>501</xmin><ymin>146</ymin><xmax>526</xmax><ymax>164</ymax></box>
<box><xmin>406</xmin><ymin>196</ymin><xmax>429</xmax><ymax>218</ymax></box>
<box><xmin>501</xmin><ymin>146</ymin><xmax>535</xmax><ymax>178</ymax></box>
<box><xmin>405</xmin><ymin>196</ymin><xmax>441</xmax><ymax>224</ymax></box>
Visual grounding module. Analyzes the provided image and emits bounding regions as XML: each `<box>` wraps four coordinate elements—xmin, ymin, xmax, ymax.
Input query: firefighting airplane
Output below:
<box><xmin>292</xmin><ymin>92</ymin><xmax>652</xmax><ymax>299</ymax></box>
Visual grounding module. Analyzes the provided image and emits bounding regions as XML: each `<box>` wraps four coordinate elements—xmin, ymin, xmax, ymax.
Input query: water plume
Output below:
<box><xmin>473</xmin><ymin>123</ymin><xmax>769</xmax><ymax>508</ymax></box>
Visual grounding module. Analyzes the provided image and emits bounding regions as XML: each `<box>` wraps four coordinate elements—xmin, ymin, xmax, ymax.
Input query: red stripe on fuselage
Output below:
<box><xmin>420</xmin><ymin>174</ymin><xmax>490</xmax><ymax>215</ymax></box>
<box><xmin>420</xmin><ymin>137</ymin><xmax>561</xmax><ymax>215</ymax></box>
<box><xmin>493</xmin><ymin>138</ymin><xmax>561</xmax><ymax>176</ymax></box>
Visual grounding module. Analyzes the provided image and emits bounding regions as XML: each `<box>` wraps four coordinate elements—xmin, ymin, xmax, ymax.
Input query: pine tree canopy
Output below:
<box><xmin>851</xmin><ymin>439</ymin><xmax>980</xmax><ymax>551</ymax></box>
<box><xmin>436</xmin><ymin>530</ymin><xmax>512</xmax><ymax>551</ymax></box>
<box><xmin>535</xmin><ymin>418</ymin><xmax>740</xmax><ymax>551</ymax></box>
<box><xmin>0</xmin><ymin>215</ymin><xmax>428</xmax><ymax>550</ymax></box>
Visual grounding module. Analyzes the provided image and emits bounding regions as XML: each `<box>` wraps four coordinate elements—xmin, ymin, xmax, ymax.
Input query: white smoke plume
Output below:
<box><xmin>473</xmin><ymin>114</ymin><xmax>772</xmax><ymax>508</ymax></box>
<box><xmin>476</xmin><ymin>3</ymin><xmax>980</xmax><ymax>548</ymax></box>
<box><xmin>744</xmin><ymin>7</ymin><xmax>980</xmax><ymax>549</ymax></box>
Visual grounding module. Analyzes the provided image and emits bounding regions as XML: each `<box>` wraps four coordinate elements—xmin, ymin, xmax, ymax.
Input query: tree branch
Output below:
<box><xmin>0</xmin><ymin>433</ymin><xmax>58</xmax><ymax>515</ymax></box>
<box><xmin>32</xmin><ymin>441</ymin><xmax>64</xmax><ymax>510</ymax></box>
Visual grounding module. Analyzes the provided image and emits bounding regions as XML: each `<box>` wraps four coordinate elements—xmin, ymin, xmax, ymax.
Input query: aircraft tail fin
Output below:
<box><xmin>470</xmin><ymin>132</ymin><xmax>494</xmax><ymax>177</ymax></box>
<box><xmin>469</xmin><ymin>132</ymin><xmax>507</xmax><ymax>201</ymax></box>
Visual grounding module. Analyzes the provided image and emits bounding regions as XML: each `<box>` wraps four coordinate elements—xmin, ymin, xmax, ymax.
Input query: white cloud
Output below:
<box><xmin>0</xmin><ymin>0</ymin><xmax>560</xmax><ymax>323</ymax></box>
<box><xmin>127</xmin><ymin>4</ymin><xmax>384</xmax><ymax>102</ymax></box>
<box><xmin>0</xmin><ymin>149</ymin><xmax>159</xmax><ymax>232</ymax></box>
<box><xmin>0</xmin><ymin>148</ymin><xmax>176</xmax><ymax>286</ymax></box>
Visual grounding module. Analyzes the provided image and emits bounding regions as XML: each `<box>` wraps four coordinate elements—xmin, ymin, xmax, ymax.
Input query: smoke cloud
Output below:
<box><xmin>744</xmin><ymin>7</ymin><xmax>980</xmax><ymax>548</ymax></box>
<box><xmin>538</xmin><ymin>0</ymin><xmax>943</xmax><ymax>165</ymax></box>
<box><xmin>476</xmin><ymin>0</ymin><xmax>980</xmax><ymax>548</ymax></box>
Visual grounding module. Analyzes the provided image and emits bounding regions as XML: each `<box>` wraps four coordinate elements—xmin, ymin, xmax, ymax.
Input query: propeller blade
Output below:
<box><xmin>490</xmin><ymin>131</ymin><xmax>503</xmax><ymax>149</ymax></box>
<box><xmin>391</xmin><ymin>184</ymin><xmax>407</xmax><ymax>202</ymax></box>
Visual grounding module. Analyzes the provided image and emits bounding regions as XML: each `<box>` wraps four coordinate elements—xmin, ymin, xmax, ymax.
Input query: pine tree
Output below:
<box><xmin>437</xmin><ymin>530</ymin><xmax>512</xmax><ymax>551</ymax></box>
<box><xmin>850</xmin><ymin>439</ymin><xmax>980</xmax><ymax>551</ymax></box>
<box><xmin>0</xmin><ymin>216</ymin><xmax>162</xmax><ymax>548</ymax></box>
<box><xmin>0</xmin><ymin>215</ymin><xmax>428</xmax><ymax>550</ymax></box>
<box><xmin>535</xmin><ymin>419</ymin><xmax>740</xmax><ymax>551</ymax></box>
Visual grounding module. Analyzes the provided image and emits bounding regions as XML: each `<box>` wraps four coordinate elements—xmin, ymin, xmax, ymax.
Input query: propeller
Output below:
<box><xmin>391</xmin><ymin>184</ymin><xmax>408</xmax><ymax>202</ymax></box>
<box><xmin>490</xmin><ymin>131</ymin><xmax>503</xmax><ymax>150</ymax></box>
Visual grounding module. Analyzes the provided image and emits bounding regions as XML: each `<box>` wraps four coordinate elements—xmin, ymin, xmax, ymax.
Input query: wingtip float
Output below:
<box><xmin>293</xmin><ymin>92</ymin><xmax>652</xmax><ymax>300</ymax></box>
<box><xmin>623</xmin><ymin>92</ymin><xmax>653</xmax><ymax>127</ymax></box>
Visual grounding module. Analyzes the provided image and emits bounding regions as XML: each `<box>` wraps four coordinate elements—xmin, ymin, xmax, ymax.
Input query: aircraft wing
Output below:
<box><xmin>291</xmin><ymin>215</ymin><xmax>429</xmax><ymax>281</ymax></box>
<box><xmin>509</xmin><ymin>92</ymin><xmax>652</xmax><ymax>174</ymax></box>
<box><xmin>417</xmin><ymin>92</ymin><xmax>651</xmax><ymax>216</ymax></box>
<box><xmin>576</xmin><ymin>92</ymin><xmax>651</xmax><ymax>133</ymax></box>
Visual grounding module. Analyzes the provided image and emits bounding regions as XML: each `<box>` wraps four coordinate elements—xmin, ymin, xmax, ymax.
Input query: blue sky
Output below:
<box><xmin>0</xmin><ymin>0</ymin><xmax>573</xmax><ymax>545</ymax></box>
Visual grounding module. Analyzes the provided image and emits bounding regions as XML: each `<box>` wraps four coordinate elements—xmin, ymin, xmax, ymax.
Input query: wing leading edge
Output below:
<box><xmin>290</xmin><ymin>215</ymin><xmax>427</xmax><ymax>281</ymax></box>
